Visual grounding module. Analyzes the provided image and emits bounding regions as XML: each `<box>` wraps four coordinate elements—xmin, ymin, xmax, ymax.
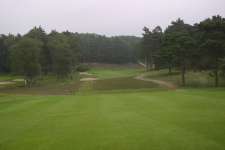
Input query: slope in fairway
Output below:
<box><xmin>0</xmin><ymin>89</ymin><xmax>225</xmax><ymax>150</ymax></box>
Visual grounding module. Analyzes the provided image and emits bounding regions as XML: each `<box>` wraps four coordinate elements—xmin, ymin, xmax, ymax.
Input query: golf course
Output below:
<box><xmin>0</xmin><ymin>67</ymin><xmax>225</xmax><ymax>150</ymax></box>
<box><xmin>1</xmin><ymin>3</ymin><xmax>225</xmax><ymax>149</ymax></box>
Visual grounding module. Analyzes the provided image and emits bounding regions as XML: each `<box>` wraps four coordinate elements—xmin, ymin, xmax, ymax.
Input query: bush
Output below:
<box><xmin>76</xmin><ymin>64</ymin><xmax>90</xmax><ymax>72</ymax></box>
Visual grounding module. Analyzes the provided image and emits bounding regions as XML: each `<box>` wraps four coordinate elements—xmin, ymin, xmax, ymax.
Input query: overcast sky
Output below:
<box><xmin>1</xmin><ymin>0</ymin><xmax>225</xmax><ymax>36</ymax></box>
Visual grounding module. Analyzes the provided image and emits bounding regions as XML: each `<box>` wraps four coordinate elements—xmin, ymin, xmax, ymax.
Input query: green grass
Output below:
<box><xmin>0</xmin><ymin>68</ymin><xmax>225</xmax><ymax>149</ymax></box>
<box><xmin>88</xmin><ymin>68</ymin><xmax>144</xmax><ymax>79</ymax></box>
<box><xmin>0</xmin><ymin>89</ymin><xmax>225</xmax><ymax>150</ymax></box>
<box><xmin>0</xmin><ymin>74</ymin><xmax>22</xmax><ymax>81</ymax></box>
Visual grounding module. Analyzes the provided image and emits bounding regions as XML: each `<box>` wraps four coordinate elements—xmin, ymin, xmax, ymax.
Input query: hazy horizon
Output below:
<box><xmin>1</xmin><ymin>0</ymin><xmax>225</xmax><ymax>36</ymax></box>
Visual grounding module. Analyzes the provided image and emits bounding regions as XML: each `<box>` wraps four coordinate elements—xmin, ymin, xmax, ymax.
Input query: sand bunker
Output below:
<box><xmin>79</xmin><ymin>72</ymin><xmax>93</xmax><ymax>76</ymax></box>
<box><xmin>80</xmin><ymin>78</ymin><xmax>98</xmax><ymax>81</ymax></box>
<box><xmin>0</xmin><ymin>81</ymin><xmax>15</xmax><ymax>85</ymax></box>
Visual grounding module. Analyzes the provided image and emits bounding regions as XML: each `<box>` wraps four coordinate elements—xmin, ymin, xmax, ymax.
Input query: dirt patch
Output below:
<box><xmin>0</xmin><ymin>78</ymin><xmax>24</xmax><ymax>85</ymax></box>
<box><xmin>135</xmin><ymin>74</ymin><xmax>177</xmax><ymax>90</ymax></box>
<box><xmin>12</xmin><ymin>79</ymin><xmax>24</xmax><ymax>82</ymax></box>
<box><xmin>79</xmin><ymin>72</ymin><xmax>98</xmax><ymax>81</ymax></box>
<box><xmin>79</xmin><ymin>72</ymin><xmax>93</xmax><ymax>76</ymax></box>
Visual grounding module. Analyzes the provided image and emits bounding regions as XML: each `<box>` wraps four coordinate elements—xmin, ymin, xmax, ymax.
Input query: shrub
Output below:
<box><xmin>76</xmin><ymin>64</ymin><xmax>90</xmax><ymax>72</ymax></box>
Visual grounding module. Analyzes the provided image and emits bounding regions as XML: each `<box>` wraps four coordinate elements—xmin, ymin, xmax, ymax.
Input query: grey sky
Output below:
<box><xmin>1</xmin><ymin>0</ymin><xmax>225</xmax><ymax>36</ymax></box>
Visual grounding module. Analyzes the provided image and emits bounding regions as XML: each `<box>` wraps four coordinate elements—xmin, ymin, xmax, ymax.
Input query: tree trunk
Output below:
<box><xmin>168</xmin><ymin>65</ymin><xmax>172</xmax><ymax>74</ymax></box>
<box><xmin>27</xmin><ymin>79</ymin><xmax>32</xmax><ymax>88</ymax></box>
<box><xmin>24</xmin><ymin>79</ymin><xmax>27</xmax><ymax>87</ymax></box>
<box><xmin>145</xmin><ymin>56</ymin><xmax>151</xmax><ymax>72</ymax></box>
<box><xmin>214</xmin><ymin>70</ymin><xmax>219</xmax><ymax>87</ymax></box>
<box><xmin>145</xmin><ymin>56</ymin><xmax>148</xmax><ymax>72</ymax></box>
<box><xmin>181</xmin><ymin>65</ymin><xmax>186</xmax><ymax>86</ymax></box>
<box><xmin>214</xmin><ymin>59</ymin><xmax>219</xmax><ymax>87</ymax></box>
<box><xmin>149</xmin><ymin>53</ymin><xmax>154</xmax><ymax>70</ymax></box>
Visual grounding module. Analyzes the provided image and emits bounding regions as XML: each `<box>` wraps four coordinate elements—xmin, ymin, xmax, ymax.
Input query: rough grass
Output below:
<box><xmin>0</xmin><ymin>74</ymin><xmax>22</xmax><ymax>81</ymax></box>
<box><xmin>0</xmin><ymin>68</ymin><xmax>146</xmax><ymax>95</ymax></box>
<box><xmin>146</xmin><ymin>70</ymin><xmax>225</xmax><ymax>87</ymax></box>
<box><xmin>0</xmin><ymin>73</ymin><xmax>81</xmax><ymax>95</ymax></box>
<box><xmin>0</xmin><ymin>89</ymin><xmax>225</xmax><ymax>150</ymax></box>
<box><xmin>0</xmin><ymin>71</ymin><xmax>158</xmax><ymax>95</ymax></box>
<box><xmin>0</xmin><ymin>82</ymin><xmax>81</xmax><ymax>95</ymax></box>
<box><xmin>77</xmin><ymin>77</ymin><xmax>159</xmax><ymax>94</ymax></box>
<box><xmin>92</xmin><ymin>77</ymin><xmax>159</xmax><ymax>91</ymax></box>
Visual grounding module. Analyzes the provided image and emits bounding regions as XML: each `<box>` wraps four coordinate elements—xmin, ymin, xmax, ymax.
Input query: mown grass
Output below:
<box><xmin>0</xmin><ymin>89</ymin><xmax>225</xmax><ymax>150</ymax></box>
<box><xmin>0</xmin><ymin>67</ymin><xmax>225</xmax><ymax>149</ymax></box>
<box><xmin>88</xmin><ymin>68</ymin><xmax>144</xmax><ymax>79</ymax></box>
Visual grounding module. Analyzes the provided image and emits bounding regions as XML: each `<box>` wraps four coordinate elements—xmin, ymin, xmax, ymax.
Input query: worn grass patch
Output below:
<box><xmin>92</xmin><ymin>77</ymin><xmax>159</xmax><ymax>91</ymax></box>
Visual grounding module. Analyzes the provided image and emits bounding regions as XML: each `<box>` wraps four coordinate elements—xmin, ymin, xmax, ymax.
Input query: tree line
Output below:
<box><xmin>140</xmin><ymin>15</ymin><xmax>225</xmax><ymax>87</ymax></box>
<box><xmin>1</xmin><ymin>15</ymin><xmax>225</xmax><ymax>87</ymax></box>
<box><xmin>0</xmin><ymin>28</ymin><xmax>81</xmax><ymax>87</ymax></box>
<box><xmin>78</xmin><ymin>34</ymin><xmax>140</xmax><ymax>63</ymax></box>
<box><xmin>0</xmin><ymin>28</ymin><xmax>140</xmax><ymax>87</ymax></box>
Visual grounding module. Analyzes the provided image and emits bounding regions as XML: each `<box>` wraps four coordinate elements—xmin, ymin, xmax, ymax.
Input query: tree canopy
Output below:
<box><xmin>140</xmin><ymin>15</ymin><xmax>225</xmax><ymax>87</ymax></box>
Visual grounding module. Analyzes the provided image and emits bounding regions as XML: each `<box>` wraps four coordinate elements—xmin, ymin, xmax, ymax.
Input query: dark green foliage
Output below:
<box><xmin>25</xmin><ymin>26</ymin><xmax>51</xmax><ymax>74</ymax></box>
<box><xmin>0</xmin><ymin>34</ymin><xmax>20</xmax><ymax>73</ymax></box>
<box><xmin>78</xmin><ymin>33</ymin><xmax>140</xmax><ymax>64</ymax></box>
<box><xmin>0</xmin><ymin>35</ymin><xmax>9</xmax><ymax>73</ymax></box>
<box><xmin>63</xmin><ymin>31</ymin><xmax>80</xmax><ymax>67</ymax></box>
<box><xmin>47</xmin><ymin>32</ymin><xmax>74</xmax><ymax>78</ymax></box>
<box><xmin>76</xmin><ymin>64</ymin><xmax>90</xmax><ymax>72</ymax></box>
<box><xmin>10</xmin><ymin>37</ymin><xmax>42</xmax><ymax>87</ymax></box>
<box><xmin>140</xmin><ymin>16</ymin><xmax>225</xmax><ymax>87</ymax></box>
<box><xmin>0</xmin><ymin>28</ymin><xmax>80</xmax><ymax>81</ymax></box>
<box><xmin>198</xmin><ymin>15</ymin><xmax>225</xmax><ymax>87</ymax></box>
<box><xmin>141</xmin><ymin>26</ymin><xmax>162</xmax><ymax>71</ymax></box>
<box><xmin>0</xmin><ymin>28</ymin><xmax>139</xmax><ymax>78</ymax></box>
<box><xmin>220</xmin><ymin>58</ymin><xmax>225</xmax><ymax>76</ymax></box>
<box><xmin>163</xmin><ymin>19</ymin><xmax>196</xmax><ymax>86</ymax></box>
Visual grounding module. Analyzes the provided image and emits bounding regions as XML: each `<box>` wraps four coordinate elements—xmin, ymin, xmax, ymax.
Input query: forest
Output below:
<box><xmin>141</xmin><ymin>15</ymin><xmax>225</xmax><ymax>87</ymax></box>
<box><xmin>0</xmin><ymin>15</ymin><xmax>225</xmax><ymax>87</ymax></box>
